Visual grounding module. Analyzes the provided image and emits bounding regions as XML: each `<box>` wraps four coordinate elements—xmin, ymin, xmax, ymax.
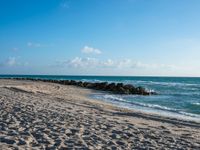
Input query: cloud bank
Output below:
<box><xmin>27</xmin><ymin>42</ymin><xmax>42</xmax><ymax>48</ymax></box>
<box><xmin>0</xmin><ymin>57</ymin><xmax>28</xmax><ymax>67</ymax></box>
<box><xmin>51</xmin><ymin>56</ymin><xmax>181</xmax><ymax>76</ymax></box>
<box><xmin>57</xmin><ymin>57</ymin><xmax>175</xmax><ymax>70</ymax></box>
<box><xmin>27</xmin><ymin>42</ymin><xmax>52</xmax><ymax>48</ymax></box>
<box><xmin>81</xmin><ymin>46</ymin><xmax>102</xmax><ymax>54</ymax></box>
<box><xmin>6</xmin><ymin>57</ymin><xmax>17</xmax><ymax>66</ymax></box>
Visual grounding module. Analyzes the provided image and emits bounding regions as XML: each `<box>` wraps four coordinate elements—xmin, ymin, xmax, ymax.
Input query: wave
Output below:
<box><xmin>179</xmin><ymin>111</ymin><xmax>200</xmax><ymax>118</ymax></box>
<box><xmin>191</xmin><ymin>102</ymin><xmax>200</xmax><ymax>106</ymax></box>
<box><xmin>94</xmin><ymin>94</ymin><xmax>131</xmax><ymax>103</ymax></box>
<box><xmin>98</xmin><ymin>94</ymin><xmax>175</xmax><ymax>111</ymax></box>
<box><xmin>170</xmin><ymin>92</ymin><xmax>200</xmax><ymax>97</ymax></box>
<box><xmin>124</xmin><ymin>80</ymin><xmax>200</xmax><ymax>88</ymax></box>
<box><xmin>81</xmin><ymin>79</ymin><xmax>102</xmax><ymax>83</ymax></box>
<box><xmin>93</xmin><ymin>94</ymin><xmax>200</xmax><ymax>118</ymax></box>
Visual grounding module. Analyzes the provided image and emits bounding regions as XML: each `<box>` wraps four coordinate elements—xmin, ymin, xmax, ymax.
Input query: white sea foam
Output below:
<box><xmin>192</xmin><ymin>102</ymin><xmax>200</xmax><ymax>106</ymax></box>
<box><xmin>124</xmin><ymin>80</ymin><xmax>200</xmax><ymax>88</ymax></box>
<box><xmin>93</xmin><ymin>94</ymin><xmax>200</xmax><ymax>119</ymax></box>
<box><xmin>100</xmin><ymin>94</ymin><xmax>176</xmax><ymax>112</ymax></box>
<box><xmin>179</xmin><ymin>111</ymin><xmax>200</xmax><ymax>118</ymax></box>
<box><xmin>103</xmin><ymin>94</ymin><xmax>127</xmax><ymax>102</ymax></box>
<box><xmin>81</xmin><ymin>79</ymin><xmax>98</xmax><ymax>82</ymax></box>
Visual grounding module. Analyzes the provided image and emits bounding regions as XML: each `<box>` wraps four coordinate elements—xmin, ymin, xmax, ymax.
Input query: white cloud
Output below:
<box><xmin>64</xmin><ymin>57</ymin><xmax>99</xmax><ymax>68</ymax></box>
<box><xmin>0</xmin><ymin>57</ymin><xmax>29</xmax><ymax>67</ymax></box>
<box><xmin>6</xmin><ymin>57</ymin><xmax>17</xmax><ymax>66</ymax></box>
<box><xmin>27</xmin><ymin>42</ymin><xmax>42</xmax><ymax>48</ymax></box>
<box><xmin>81</xmin><ymin>46</ymin><xmax>102</xmax><ymax>54</ymax></box>
<box><xmin>102</xmin><ymin>59</ymin><xmax>115</xmax><ymax>67</ymax></box>
<box><xmin>58</xmin><ymin>57</ymin><xmax>176</xmax><ymax>71</ymax></box>
<box><xmin>0</xmin><ymin>57</ymin><xmax>19</xmax><ymax>67</ymax></box>
<box><xmin>117</xmin><ymin>59</ymin><xmax>132</xmax><ymax>68</ymax></box>
<box><xmin>50</xmin><ymin>57</ymin><xmax>200</xmax><ymax>76</ymax></box>
<box><xmin>26</xmin><ymin>42</ymin><xmax>54</xmax><ymax>48</ymax></box>
<box><xmin>51</xmin><ymin>57</ymin><xmax>181</xmax><ymax>76</ymax></box>
<box><xmin>12</xmin><ymin>47</ymin><xmax>19</xmax><ymax>51</ymax></box>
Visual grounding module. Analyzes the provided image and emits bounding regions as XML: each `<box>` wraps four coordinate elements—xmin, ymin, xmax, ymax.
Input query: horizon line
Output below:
<box><xmin>0</xmin><ymin>74</ymin><xmax>200</xmax><ymax>78</ymax></box>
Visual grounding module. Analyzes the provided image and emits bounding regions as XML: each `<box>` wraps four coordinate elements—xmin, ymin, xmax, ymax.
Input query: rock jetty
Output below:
<box><xmin>6</xmin><ymin>78</ymin><xmax>156</xmax><ymax>95</ymax></box>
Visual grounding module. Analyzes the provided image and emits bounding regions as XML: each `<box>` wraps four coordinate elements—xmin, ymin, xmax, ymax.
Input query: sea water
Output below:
<box><xmin>1</xmin><ymin>75</ymin><xmax>200</xmax><ymax>121</ymax></box>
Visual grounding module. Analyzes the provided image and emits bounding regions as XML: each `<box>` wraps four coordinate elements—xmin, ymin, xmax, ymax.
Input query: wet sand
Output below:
<box><xmin>0</xmin><ymin>79</ymin><xmax>200</xmax><ymax>150</ymax></box>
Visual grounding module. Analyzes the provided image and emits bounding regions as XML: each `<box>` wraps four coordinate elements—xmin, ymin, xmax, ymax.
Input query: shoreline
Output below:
<box><xmin>90</xmin><ymin>93</ymin><xmax>200</xmax><ymax>123</ymax></box>
<box><xmin>88</xmin><ymin>94</ymin><xmax>200</xmax><ymax>127</ymax></box>
<box><xmin>0</xmin><ymin>79</ymin><xmax>200</xmax><ymax>149</ymax></box>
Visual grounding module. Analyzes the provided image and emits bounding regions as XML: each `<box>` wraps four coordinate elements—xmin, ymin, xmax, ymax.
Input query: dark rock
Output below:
<box><xmin>83</xmin><ymin>82</ymin><xmax>89</xmax><ymax>87</ymax></box>
<box><xmin>70</xmin><ymin>80</ymin><xmax>76</xmax><ymax>85</ymax></box>
<box><xmin>123</xmin><ymin>84</ymin><xmax>134</xmax><ymax>89</ymax></box>
<box><xmin>59</xmin><ymin>80</ymin><xmax>65</xmax><ymax>84</ymax></box>
<box><xmin>95</xmin><ymin>82</ymin><xmax>108</xmax><ymax>90</ymax></box>
<box><xmin>63</xmin><ymin>80</ymin><xmax>70</xmax><ymax>85</ymax></box>
<box><xmin>8</xmin><ymin>130</ymin><xmax>18</xmax><ymax>136</ymax></box>
<box><xmin>111</xmin><ymin>133</ymin><xmax>121</xmax><ymax>139</ymax></box>
<box><xmin>70</xmin><ymin>128</ymin><xmax>79</xmax><ymax>134</ymax></box>
<box><xmin>136</xmin><ymin>86</ymin><xmax>149</xmax><ymax>95</ymax></box>
<box><xmin>125</xmin><ymin>132</ymin><xmax>133</xmax><ymax>137</ymax></box>
<box><xmin>18</xmin><ymin>139</ymin><xmax>26</xmax><ymax>145</ymax></box>
<box><xmin>116</xmin><ymin>83</ymin><xmax>124</xmax><ymax>87</ymax></box>
<box><xmin>0</xmin><ymin>137</ymin><xmax>16</xmax><ymax>144</ymax></box>
<box><xmin>77</xmin><ymin>81</ymin><xmax>84</xmax><ymax>87</ymax></box>
<box><xmin>112</xmin><ymin>130</ymin><xmax>122</xmax><ymax>134</ymax></box>
<box><xmin>86</xmin><ymin>83</ymin><xmax>94</xmax><ymax>88</ymax></box>
<box><xmin>111</xmin><ymin>146</ymin><xmax>117</xmax><ymax>150</ymax></box>
<box><xmin>106</xmin><ymin>83</ymin><xmax>116</xmax><ymax>91</ymax></box>
<box><xmin>116</xmin><ymin>140</ymin><xmax>125</xmax><ymax>146</ymax></box>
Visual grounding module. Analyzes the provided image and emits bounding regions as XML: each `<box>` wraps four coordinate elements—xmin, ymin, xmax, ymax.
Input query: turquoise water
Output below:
<box><xmin>1</xmin><ymin>75</ymin><xmax>200</xmax><ymax>120</ymax></box>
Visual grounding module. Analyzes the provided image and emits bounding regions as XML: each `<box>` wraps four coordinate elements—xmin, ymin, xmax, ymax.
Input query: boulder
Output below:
<box><xmin>95</xmin><ymin>82</ymin><xmax>108</xmax><ymax>90</ymax></box>
<box><xmin>86</xmin><ymin>83</ymin><xmax>95</xmax><ymax>88</ymax></box>
<box><xmin>77</xmin><ymin>81</ymin><xmax>84</xmax><ymax>87</ymax></box>
<box><xmin>83</xmin><ymin>82</ymin><xmax>90</xmax><ymax>87</ymax></box>
<box><xmin>116</xmin><ymin>83</ymin><xmax>124</xmax><ymax>87</ymax></box>
<box><xmin>106</xmin><ymin>83</ymin><xmax>116</xmax><ymax>91</ymax></box>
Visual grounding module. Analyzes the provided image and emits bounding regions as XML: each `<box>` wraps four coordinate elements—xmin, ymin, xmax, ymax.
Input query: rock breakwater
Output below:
<box><xmin>4</xmin><ymin>78</ymin><xmax>156</xmax><ymax>95</ymax></box>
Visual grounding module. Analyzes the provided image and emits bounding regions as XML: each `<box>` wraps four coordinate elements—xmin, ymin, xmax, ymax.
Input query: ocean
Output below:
<box><xmin>1</xmin><ymin>75</ymin><xmax>200</xmax><ymax>121</ymax></box>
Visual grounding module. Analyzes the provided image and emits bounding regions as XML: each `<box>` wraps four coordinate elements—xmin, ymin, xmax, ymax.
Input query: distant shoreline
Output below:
<box><xmin>1</xmin><ymin>74</ymin><xmax>200</xmax><ymax>78</ymax></box>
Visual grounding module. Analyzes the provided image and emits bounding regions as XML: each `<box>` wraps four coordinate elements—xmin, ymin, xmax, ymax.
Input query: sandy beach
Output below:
<box><xmin>0</xmin><ymin>79</ymin><xmax>200</xmax><ymax>150</ymax></box>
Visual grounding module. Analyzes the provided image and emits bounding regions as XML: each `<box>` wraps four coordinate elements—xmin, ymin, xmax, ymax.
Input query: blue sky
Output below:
<box><xmin>1</xmin><ymin>0</ymin><xmax>200</xmax><ymax>76</ymax></box>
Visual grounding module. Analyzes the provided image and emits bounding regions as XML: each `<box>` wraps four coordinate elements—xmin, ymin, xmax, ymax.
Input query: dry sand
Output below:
<box><xmin>0</xmin><ymin>79</ymin><xmax>199</xmax><ymax>150</ymax></box>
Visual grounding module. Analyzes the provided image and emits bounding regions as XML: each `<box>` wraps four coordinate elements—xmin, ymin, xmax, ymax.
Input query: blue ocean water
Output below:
<box><xmin>1</xmin><ymin>75</ymin><xmax>200</xmax><ymax>121</ymax></box>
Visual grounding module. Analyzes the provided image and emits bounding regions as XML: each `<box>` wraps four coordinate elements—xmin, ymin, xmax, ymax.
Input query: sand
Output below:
<box><xmin>0</xmin><ymin>79</ymin><xmax>199</xmax><ymax>150</ymax></box>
